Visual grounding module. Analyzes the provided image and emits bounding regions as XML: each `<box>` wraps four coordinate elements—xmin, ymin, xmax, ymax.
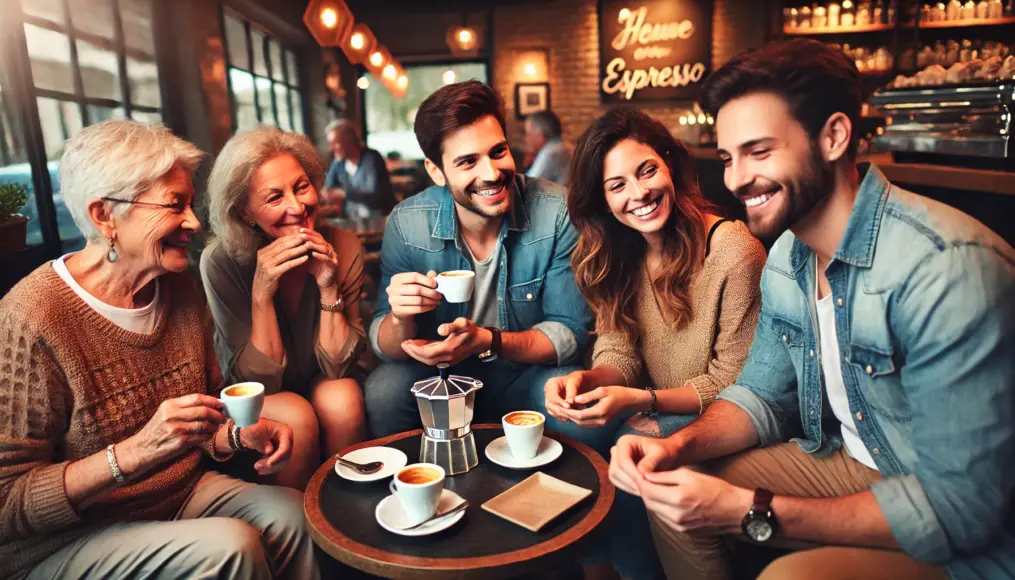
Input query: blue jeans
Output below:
<box><xmin>365</xmin><ymin>359</ymin><xmax>611</xmax><ymax>441</ymax></box>
<box><xmin>598</xmin><ymin>413</ymin><xmax>699</xmax><ymax>580</ymax></box>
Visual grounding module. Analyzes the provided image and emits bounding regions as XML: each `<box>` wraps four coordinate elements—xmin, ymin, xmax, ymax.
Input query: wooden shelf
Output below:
<box><xmin>914</xmin><ymin>16</ymin><xmax>1015</xmax><ymax>29</ymax></box>
<box><xmin>784</xmin><ymin>23</ymin><xmax>895</xmax><ymax>35</ymax></box>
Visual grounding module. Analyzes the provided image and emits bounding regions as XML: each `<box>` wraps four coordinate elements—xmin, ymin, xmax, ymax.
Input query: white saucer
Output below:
<box><xmin>485</xmin><ymin>436</ymin><xmax>563</xmax><ymax>469</ymax></box>
<box><xmin>334</xmin><ymin>446</ymin><xmax>408</xmax><ymax>482</ymax></box>
<box><xmin>375</xmin><ymin>489</ymin><xmax>467</xmax><ymax>536</ymax></box>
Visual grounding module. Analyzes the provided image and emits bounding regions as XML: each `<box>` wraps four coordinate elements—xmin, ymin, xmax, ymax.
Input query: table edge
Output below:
<box><xmin>304</xmin><ymin>424</ymin><xmax>616</xmax><ymax>574</ymax></box>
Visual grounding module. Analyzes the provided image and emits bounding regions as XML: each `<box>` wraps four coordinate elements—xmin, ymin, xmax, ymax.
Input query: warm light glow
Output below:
<box><xmin>320</xmin><ymin>8</ymin><xmax>338</xmax><ymax>29</ymax></box>
<box><xmin>442</xmin><ymin>70</ymin><xmax>456</xmax><ymax>85</ymax></box>
<box><xmin>524</xmin><ymin>63</ymin><xmax>537</xmax><ymax>76</ymax></box>
<box><xmin>458</xmin><ymin>29</ymin><xmax>473</xmax><ymax>44</ymax></box>
<box><xmin>706</xmin><ymin>115</ymin><xmax>714</xmax><ymax>125</ymax></box>
<box><xmin>679</xmin><ymin>116</ymin><xmax>687</xmax><ymax>125</ymax></box>
<box><xmin>357</xmin><ymin>76</ymin><xmax>370</xmax><ymax>90</ymax></box>
<box><xmin>697</xmin><ymin>113</ymin><xmax>706</xmax><ymax>124</ymax></box>
<box><xmin>618</xmin><ymin>8</ymin><xmax>631</xmax><ymax>21</ymax></box>
<box><xmin>350</xmin><ymin>32</ymin><xmax>364</xmax><ymax>50</ymax></box>
<box><xmin>369</xmin><ymin>51</ymin><xmax>384</xmax><ymax>67</ymax></box>
<box><xmin>397</xmin><ymin>75</ymin><xmax>408</xmax><ymax>89</ymax></box>
<box><xmin>687</xmin><ymin>115</ymin><xmax>697</xmax><ymax>125</ymax></box>
<box><xmin>383</xmin><ymin>64</ymin><xmax>396</xmax><ymax>80</ymax></box>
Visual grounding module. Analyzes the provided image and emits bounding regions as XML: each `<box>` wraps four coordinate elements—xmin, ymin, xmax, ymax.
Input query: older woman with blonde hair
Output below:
<box><xmin>201</xmin><ymin>126</ymin><xmax>367</xmax><ymax>489</ymax></box>
<box><xmin>0</xmin><ymin>120</ymin><xmax>318</xmax><ymax>579</ymax></box>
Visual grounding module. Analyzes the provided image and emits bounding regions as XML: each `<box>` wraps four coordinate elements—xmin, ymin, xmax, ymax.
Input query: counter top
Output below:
<box><xmin>688</xmin><ymin>148</ymin><xmax>1015</xmax><ymax>197</ymax></box>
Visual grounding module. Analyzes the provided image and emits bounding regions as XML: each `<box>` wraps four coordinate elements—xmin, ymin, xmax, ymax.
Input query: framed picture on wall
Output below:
<box><xmin>515</xmin><ymin>83</ymin><xmax>551</xmax><ymax>119</ymax></box>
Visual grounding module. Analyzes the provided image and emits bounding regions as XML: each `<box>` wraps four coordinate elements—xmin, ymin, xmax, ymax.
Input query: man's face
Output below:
<box><xmin>716</xmin><ymin>91</ymin><xmax>835</xmax><ymax>241</ymax></box>
<box><xmin>433</xmin><ymin>115</ymin><xmax>516</xmax><ymax>220</ymax></box>
<box><xmin>523</xmin><ymin>118</ymin><xmax>546</xmax><ymax>155</ymax></box>
<box><xmin>328</xmin><ymin>129</ymin><xmax>357</xmax><ymax>160</ymax></box>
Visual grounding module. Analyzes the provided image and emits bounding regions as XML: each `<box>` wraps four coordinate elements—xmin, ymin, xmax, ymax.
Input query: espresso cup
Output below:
<box><xmin>435</xmin><ymin>270</ymin><xmax>475</xmax><ymax>303</ymax></box>
<box><xmin>502</xmin><ymin>411</ymin><xmax>545</xmax><ymax>460</ymax></box>
<box><xmin>220</xmin><ymin>382</ymin><xmax>265</xmax><ymax>427</ymax></box>
<box><xmin>389</xmin><ymin>463</ymin><xmax>445</xmax><ymax>524</ymax></box>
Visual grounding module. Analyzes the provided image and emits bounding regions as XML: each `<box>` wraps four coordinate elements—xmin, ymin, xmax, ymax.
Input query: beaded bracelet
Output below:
<box><xmin>106</xmin><ymin>444</ymin><xmax>125</xmax><ymax>485</ymax></box>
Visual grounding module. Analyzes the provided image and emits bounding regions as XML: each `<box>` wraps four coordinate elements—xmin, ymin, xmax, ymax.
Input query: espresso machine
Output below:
<box><xmin>411</xmin><ymin>364</ymin><xmax>483</xmax><ymax>475</ymax></box>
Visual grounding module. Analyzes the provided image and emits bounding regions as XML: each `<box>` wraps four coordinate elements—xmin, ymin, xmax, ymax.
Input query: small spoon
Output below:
<box><xmin>335</xmin><ymin>455</ymin><xmax>384</xmax><ymax>475</ymax></box>
<box><xmin>403</xmin><ymin>501</ymin><xmax>470</xmax><ymax>530</ymax></box>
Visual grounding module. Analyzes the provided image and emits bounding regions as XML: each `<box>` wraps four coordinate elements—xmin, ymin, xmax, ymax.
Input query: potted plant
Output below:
<box><xmin>0</xmin><ymin>183</ymin><xmax>30</xmax><ymax>254</ymax></box>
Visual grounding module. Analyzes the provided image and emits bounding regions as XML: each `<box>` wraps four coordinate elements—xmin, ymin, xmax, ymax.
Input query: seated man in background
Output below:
<box><xmin>323</xmin><ymin>119</ymin><xmax>396</xmax><ymax>218</ymax></box>
<box><xmin>364</xmin><ymin>80</ymin><xmax>593</xmax><ymax>439</ymax></box>
<box><xmin>523</xmin><ymin>110</ymin><xmax>572</xmax><ymax>186</ymax></box>
<box><xmin>610</xmin><ymin>39</ymin><xmax>1015</xmax><ymax>580</ymax></box>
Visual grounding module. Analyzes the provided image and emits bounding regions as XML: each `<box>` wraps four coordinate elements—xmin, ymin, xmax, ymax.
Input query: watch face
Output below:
<box><xmin>745</xmin><ymin>517</ymin><xmax>773</xmax><ymax>542</ymax></box>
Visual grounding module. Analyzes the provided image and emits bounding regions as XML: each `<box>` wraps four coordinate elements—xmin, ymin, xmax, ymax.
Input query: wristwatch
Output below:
<box><xmin>478</xmin><ymin>326</ymin><xmax>501</xmax><ymax>362</ymax></box>
<box><xmin>741</xmin><ymin>488</ymin><xmax>778</xmax><ymax>543</ymax></box>
<box><xmin>320</xmin><ymin>295</ymin><xmax>344</xmax><ymax>312</ymax></box>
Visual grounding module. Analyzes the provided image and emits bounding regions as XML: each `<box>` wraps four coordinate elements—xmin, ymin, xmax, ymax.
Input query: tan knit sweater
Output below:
<box><xmin>592</xmin><ymin>220</ymin><xmax>766</xmax><ymax>412</ymax></box>
<box><xmin>0</xmin><ymin>265</ymin><xmax>223</xmax><ymax>579</ymax></box>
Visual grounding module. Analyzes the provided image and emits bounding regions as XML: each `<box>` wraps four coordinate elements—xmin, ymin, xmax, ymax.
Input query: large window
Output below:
<box><xmin>223</xmin><ymin>10</ymin><xmax>304</xmax><ymax>134</ymax></box>
<box><xmin>3</xmin><ymin>0</ymin><xmax>163</xmax><ymax>250</ymax></box>
<box><xmin>365</xmin><ymin>62</ymin><xmax>487</xmax><ymax>160</ymax></box>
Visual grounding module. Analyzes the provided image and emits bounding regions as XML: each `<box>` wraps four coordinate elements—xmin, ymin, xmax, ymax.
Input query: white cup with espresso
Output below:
<box><xmin>220</xmin><ymin>382</ymin><xmax>265</xmax><ymax>427</ymax></box>
<box><xmin>389</xmin><ymin>463</ymin><xmax>445</xmax><ymax>524</ymax></box>
<box><xmin>435</xmin><ymin>270</ymin><xmax>475</xmax><ymax>303</ymax></box>
<box><xmin>502</xmin><ymin>410</ymin><xmax>545</xmax><ymax>460</ymax></box>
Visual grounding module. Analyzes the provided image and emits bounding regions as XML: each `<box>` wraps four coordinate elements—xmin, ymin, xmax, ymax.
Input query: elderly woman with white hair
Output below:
<box><xmin>201</xmin><ymin>126</ymin><xmax>367</xmax><ymax>489</ymax></box>
<box><xmin>0</xmin><ymin>120</ymin><xmax>319</xmax><ymax>580</ymax></box>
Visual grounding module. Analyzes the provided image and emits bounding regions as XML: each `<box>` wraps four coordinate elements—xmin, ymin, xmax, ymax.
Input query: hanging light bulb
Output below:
<box><xmin>697</xmin><ymin>113</ymin><xmax>706</xmax><ymax>124</ymax></box>
<box><xmin>442</xmin><ymin>70</ymin><xmax>456</xmax><ymax>85</ymax></box>
<box><xmin>446</xmin><ymin>23</ymin><xmax>479</xmax><ymax>54</ymax></box>
<box><xmin>369</xmin><ymin>51</ymin><xmax>384</xmax><ymax>67</ymax></box>
<box><xmin>357</xmin><ymin>76</ymin><xmax>370</xmax><ymax>90</ymax></box>
<box><xmin>458</xmin><ymin>29</ymin><xmax>473</xmax><ymax>44</ymax></box>
<box><xmin>679</xmin><ymin>116</ymin><xmax>688</xmax><ymax>125</ymax></box>
<box><xmin>397</xmin><ymin>75</ymin><xmax>408</xmax><ymax>89</ymax></box>
<box><xmin>320</xmin><ymin>7</ymin><xmax>338</xmax><ymax>29</ymax></box>
<box><xmin>383</xmin><ymin>64</ymin><xmax>396</xmax><ymax>80</ymax></box>
<box><xmin>349</xmin><ymin>32</ymin><xmax>364</xmax><ymax>50</ymax></box>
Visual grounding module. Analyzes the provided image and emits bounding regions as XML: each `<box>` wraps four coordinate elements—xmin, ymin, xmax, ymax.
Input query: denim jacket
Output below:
<box><xmin>369</xmin><ymin>175</ymin><xmax>592</xmax><ymax>366</ymax></box>
<box><xmin>719</xmin><ymin>166</ymin><xmax>1015</xmax><ymax>579</ymax></box>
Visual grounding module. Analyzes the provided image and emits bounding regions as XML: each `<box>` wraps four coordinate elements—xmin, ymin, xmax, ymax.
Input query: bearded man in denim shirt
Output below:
<box><xmin>364</xmin><ymin>81</ymin><xmax>597</xmax><ymax>444</ymax></box>
<box><xmin>609</xmin><ymin>39</ymin><xmax>1015</xmax><ymax>580</ymax></box>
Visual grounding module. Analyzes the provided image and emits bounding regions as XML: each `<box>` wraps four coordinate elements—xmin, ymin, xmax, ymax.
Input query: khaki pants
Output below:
<box><xmin>649</xmin><ymin>443</ymin><xmax>948</xmax><ymax>580</ymax></box>
<box><xmin>26</xmin><ymin>471</ymin><xmax>320</xmax><ymax>580</ymax></box>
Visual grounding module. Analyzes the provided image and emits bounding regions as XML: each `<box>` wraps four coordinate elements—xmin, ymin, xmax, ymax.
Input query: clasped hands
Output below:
<box><xmin>387</xmin><ymin>270</ymin><xmax>492</xmax><ymax>366</ymax></box>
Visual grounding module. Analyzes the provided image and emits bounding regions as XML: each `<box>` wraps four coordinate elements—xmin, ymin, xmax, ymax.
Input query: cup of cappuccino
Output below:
<box><xmin>389</xmin><ymin>463</ymin><xmax>445</xmax><ymax>524</ymax></box>
<box><xmin>435</xmin><ymin>270</ymin><xmax>475</xmax><ymax>303</ymax></box>
<box><xmin>502</xmin><ymin>411</ymin><xmax>545</xmax><ymax>460</ymax></box>
<box><xmin>220</xmin><ymin>382</ymin><xmax>265</xmax><ymax>427</ymax></box>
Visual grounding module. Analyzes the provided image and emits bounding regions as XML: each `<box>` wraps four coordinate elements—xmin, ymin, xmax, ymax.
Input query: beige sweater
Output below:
<box><xmin>0</xmin><ymin>265</ymin><xmax>224</xmax><ymax>579</ymax></box>
<box><xmin>592</xmin><ymin>220</ymin><xmax>766</xmax><ymax>412</ymax></box>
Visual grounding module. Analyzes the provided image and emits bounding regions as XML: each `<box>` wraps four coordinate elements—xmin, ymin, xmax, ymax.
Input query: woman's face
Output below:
<box><xmin>601</xmin><ymin>138</ymin><xmax>674</xmax><ymax>237</ymax></box>
<box><xmin>245</xmin><ymin>153</ymin><xmax>318</xmax><ymax>238</ymax></box>
<box><xmin>112</xmin><ymin>163</ymin><xmax>200</xmax><ymax>274</ymax></box>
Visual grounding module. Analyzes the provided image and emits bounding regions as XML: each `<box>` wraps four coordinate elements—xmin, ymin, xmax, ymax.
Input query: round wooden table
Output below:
<box><xmin>305</xmin><ymin>424</ymin><xmax>615</xmax><ymax>579</ymax></box>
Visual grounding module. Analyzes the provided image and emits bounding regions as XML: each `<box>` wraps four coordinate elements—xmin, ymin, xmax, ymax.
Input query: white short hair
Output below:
<box><xmin>59</xmin><ymin>120</ymin><xmax>204</xmax><ymax>241</ymax></box>
<box><xmin>207</xmin><ymin>126</ymin><xmax>325</xmax><ymax>263</ymax></box>
<box><xmin>325</xmin><ymin>118</ymin><xmax>361</xmax><ymax>142</ymax></box>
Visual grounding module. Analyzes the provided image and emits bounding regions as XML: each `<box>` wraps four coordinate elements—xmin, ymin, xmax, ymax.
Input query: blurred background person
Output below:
<box><xmin>323</xmin><ymin>119</ymin><xmax>396</xmax><ymax>219</ymax></box>
<box><xmin>523</xmin><ymin>110</ymin><xmax>572</xmax><ymax>186</ymax></box>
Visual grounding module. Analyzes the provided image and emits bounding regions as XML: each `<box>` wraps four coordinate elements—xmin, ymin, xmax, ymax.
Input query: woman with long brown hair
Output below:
<box><xmin>542</xmin><ymin>108</ymin><xmax>765</xmax><ymax>580</ymax></box>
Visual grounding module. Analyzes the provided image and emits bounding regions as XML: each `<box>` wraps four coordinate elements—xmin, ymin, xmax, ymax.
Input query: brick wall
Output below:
<box><xmin>491</xmin><ymin>0</ymin><xmax>770</xmax><ymax>146</ymax></box>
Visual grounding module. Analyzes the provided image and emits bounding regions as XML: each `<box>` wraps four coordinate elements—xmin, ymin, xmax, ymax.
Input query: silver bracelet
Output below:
<box><xmin>106</xmin><ymin>444</ymin><xmax>125</xmax><ymax>485</ymax></box>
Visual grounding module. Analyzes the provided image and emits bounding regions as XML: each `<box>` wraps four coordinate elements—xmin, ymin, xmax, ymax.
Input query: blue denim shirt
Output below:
<box><xmin>369</xmin><ymin>175</ymin><xmax>592</xmax><ymax>366</ymax></box>
<box><xmin>718</xmin><ymin>166</ymin><xmax>1015</xmax><ymax>579</ymax></box>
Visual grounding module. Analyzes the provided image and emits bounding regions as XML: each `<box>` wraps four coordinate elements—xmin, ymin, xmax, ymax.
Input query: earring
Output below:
<box><xmin>107</xmin><ymin>237</ymin><xmax>118</xmax><ymax>262</ymax></box>
<box><xmin>248</xmin><ymin>221</ymin><xmax>256</xmax><ymax>227</ymax></box>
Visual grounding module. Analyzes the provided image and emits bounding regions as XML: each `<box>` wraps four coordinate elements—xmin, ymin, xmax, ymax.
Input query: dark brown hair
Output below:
<box><xmin>568</xmin><ymin>108</ymin><xmax>717</xmax><ymax>339</ymax></box>
<box><xmin>413</xmin><ymin>80</ymin><xmax>506</xmax><ymax>168</ymax></box>
<box><xmin>700</xmin><ymin>38</ymin><xmax>862</xmax><ymax>159</ymax></box>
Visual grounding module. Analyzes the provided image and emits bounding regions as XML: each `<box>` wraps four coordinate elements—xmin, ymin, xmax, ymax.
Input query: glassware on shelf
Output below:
<box><xmin>800</xmin><ymin>6</ymin><xmax>813</xmax><ymax>27</ymax></box>
<box><xmin>947</xmin><ymin>0</ymin><xmax>963</xmax><ymax>18</ymax></box>
<box><xmin>829</xmin><ymin>2</ymin><xmax>842</xmax><ymax>26</ymax></box>
<box><xmin>976</xmin><ymin>0</ymin><xmax>990</xmax><ymax>18</ymax></box>
<box><xmin>988</xmin><ymin>0</ymin><xmax>1003</xmax><ymax>17</ymax></box>
<box><xmin>814</xmin><ymin>5</ymin><xmax>828</xmax><ymax>27</ymax></box>
<box><xmin>842</xmin><ymin>0</ymin><xmax>856</xmax><ymax>25</ymax></box>
<box><xmin>874</xmin><ymin>0</ymin><xmax>885</xmax><ymax>23</ymax></box>
<box><xmin>789</xmin><ymin>7</ymin><xmax>800</xmax><ymax>28</ymax></box>
<box><xmin>857</xmin><ymin>0</ymin><xmax>872</xmax><ymax>24</ymax></box>
<box><xmin>888</xmin><ymin>0</ymin><xmax>899</xmax><ymax>23</ymax></box>
<box><xmin>961</xmin><ymin>0</ymin><xmax>976</xmax><ymax>19</ymax></box>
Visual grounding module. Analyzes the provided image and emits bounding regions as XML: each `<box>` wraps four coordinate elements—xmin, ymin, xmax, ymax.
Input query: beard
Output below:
<box><xmin>739</xmin><ymin>146</ymin><xmax>835</xmax><ymax>241</ymax></box>
<box><xmin>448</xmin><ymin>169</ymin><xmax>515</xmax><ymax>219</ymax></box>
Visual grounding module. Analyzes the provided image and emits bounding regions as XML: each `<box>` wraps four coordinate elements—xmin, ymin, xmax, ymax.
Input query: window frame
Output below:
<box><xmin>221</xmin><ymin>8</ymin><xmax>306</xmax><ymax>133</ymax></box>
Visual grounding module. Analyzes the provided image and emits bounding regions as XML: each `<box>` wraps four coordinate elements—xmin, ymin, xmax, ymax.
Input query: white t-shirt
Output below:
<box><xmin>53</xmin><ymin>254</ymin><xmax>160</xmax><ymax>334</ymax></box>
<box><xmin>344</xmin><ymin>159</ymin><xmax>358</xmax><ymax>176</ymax></box>
<box><xmin>815</xmin><ymin>277</ymin><xmax>879</xmax><ymax>470</ymax></box>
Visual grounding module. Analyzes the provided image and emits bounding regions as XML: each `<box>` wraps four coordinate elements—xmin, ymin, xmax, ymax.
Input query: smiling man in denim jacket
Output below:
<box><xmin>609</xmin><ymin>39</ymin><xmax>1015</xmax><ymax>580</ymax></box>
<box><xmin>364</xmin><ymin>81</ymin><xmax>595</xmax><ymax>441</ymax></box>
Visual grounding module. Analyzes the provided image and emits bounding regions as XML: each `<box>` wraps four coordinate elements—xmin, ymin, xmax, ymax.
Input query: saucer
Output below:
<box><xmin>485</xmin><ymin>436</ymin><xmax>563</xmax><ymax>469</ymax></box>
<box><xmin>334</xmin><ymin>446</ymin><xmax>408</xmax><ymax>482</ymax></box>
<box><xmin>376</xmin><ymin>489</ymin><xmax>467</xmax><ymax>536</ymax></box>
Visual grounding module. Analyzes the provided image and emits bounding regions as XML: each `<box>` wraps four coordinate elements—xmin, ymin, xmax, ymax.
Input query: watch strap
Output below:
<box><xmin>752</xmin><ymin>487</ymin><xmax>774</xmax><ymax>511</ymax></box>
<box><xmin>479</xmin><ymin>326</ymin><xmax>501</xmax><ymax>362</ymax></box>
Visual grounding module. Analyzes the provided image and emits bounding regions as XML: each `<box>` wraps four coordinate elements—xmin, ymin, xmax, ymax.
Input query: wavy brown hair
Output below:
<box><xmin>568</xmin><ymin>108</ymin><xmax>717</xmax><ymax>340</ymax></box>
